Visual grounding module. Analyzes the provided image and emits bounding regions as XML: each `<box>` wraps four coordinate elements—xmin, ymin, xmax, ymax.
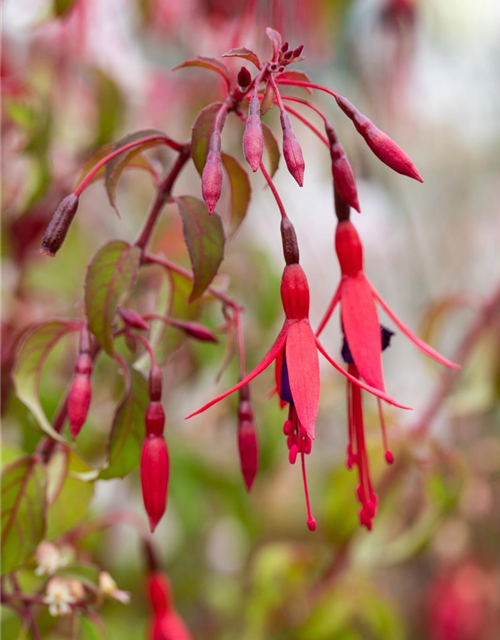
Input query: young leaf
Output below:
<box><xmin>73</xmin><ymin>143</ymin><xmax>113</xmax><ymax>190</ymax></box>
<box><xmin>266</xmin><ymin>27</ymin><xmax>282</xmax><ymax>59</ymax></box>
<box><xmin>276</xmin><ymin>70</ymin><xmax>314</xmax><ymax>93</ymax></box>
<box><xmin>262</xmin><ymin>123</ymin><xmax>281</xmax><ymax>178</ymax></box>
<box><xmin>221</xmin><ymin>153</ymin><xmax>251</xmax><ymax>236</ymax></box>
<box><xmin>1</xmin><ymin>456</ymin><xmax>47</xmax><ymax>575</ymax></box>
<box><xmin>85</xmin><ymin>241</ymin><xmax>141</xmax><ymax>355</ymax></box>
<box><xmin>174</xmin><ymin>196</ymin><xmax>225</xmax><ymax>302</ymax></box>
<box><xmin>191</xmin><ymin>102</ymin><xmax>222</xmax><ymax>175</ymax></box>
<box><xmin>13</xmin><ymin>321</ymin><xmax>78</xmax><ymax>442</ymax></box>
<box><xmin>222</xmin><ymin>47</ymin><xmax>261</xmax><ymax>69</ymax></box>
<box><xmin>172</xmin><ymin>57</ymin><xmax>231</xmax><ymax>89</ymax></box>
<box><xmin>99</xmin><ymin>370</ymin><xmax>149</xmax><ymax>480</ymax></box>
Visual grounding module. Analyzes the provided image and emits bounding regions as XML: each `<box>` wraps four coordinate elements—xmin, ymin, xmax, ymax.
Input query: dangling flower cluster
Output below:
<box><xmin>68</xmin><ymin>325</ymin><xmax>93</xmax><ymax>440</ymax></box>
<box><xmin>141</xmin><ymin>364</ymin><xmax>169</xmax><ymax>532</ymax></box>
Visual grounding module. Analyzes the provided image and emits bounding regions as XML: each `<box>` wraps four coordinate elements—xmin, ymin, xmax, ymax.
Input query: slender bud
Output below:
<box><xmin>281</xmin><ymin>42</ymin><xmax>289</xmax><ymax>53</ymax></box>
<box><xmin>141</xmin><ymin>435</ymin><xmax>169</xmax><ymax>532</ymax></box>
<box><xmin>68</xmin><ymin>374</ymin><xmax>92</xmax><ymax>440</ymax></box>
<box><xmin>118</xmin><ymin>307</ymin><xmax>149</xmax><ymax>331</ymax></box>
<box><xmin>293</xmin><ymin>44</ymin><xmax>304</xmax><ymax>58</ymax></box>
<box><xmin>149</xmin><ymin>365</ymin><xmax>163</xmax><ymax>402</ymax></box>
<box><xmin>280</xmin><ymin>111</ymin><xmax>305</xmax><ymax>186</ymax></box>
<box><xmin>40</xmin><ymin>194</ymin><xmax>79</xmax><ymax>257</ymax></box>
<box><xmin>237</xmin><ymin>391</ymin><xmax>258</xmax><ymax>492</ymax></box>
<box><xmin>148</xmin><ymin>572</ymin><xmax>172</xmax><ymax>617</ymax></box>
<box><xmin>237</xmin><ymin>66</ymin><xmax>252</xmax><ymax>89</ymax></box>
<box><xmin>281</xmin><ymin>264</ymin><xmax>310</xmax><ymax>320</ymax></box>
<box><xmin>201</xmin><ymin>131</ymin><xmax>223</xmax><ymax>214</ymax></box>
<box><xmin>145</xmin><ymin>403</ymin><xmax>165</xmax><ymax>436</ymax></box>
<box><xmin>325</xmin><ymin>122</ymin><xmax>360</xmax><ymax>212</ymax></box>
<box><xmin>168</xmin><ymin>319</ymin><xmax>218</xmax><ymax>343</ymax></box>
<box><xmin>243</xmin><ymin>91</ymin><xmax>264</xmax><ymax>172</ymax></box>
<box><xmin>284</xmin><ymin>50</ymin><xmax>293</xmax><ymax>60</ymax></box>
<box><xmin>280</xmin><ymin>217</ymin><xmax>299</xmax><ymax>265</ymax></box>
<box><xmin>335</xmin><ymin>95</ymin><xmax>423</xmax><ymax>182</ymax></box>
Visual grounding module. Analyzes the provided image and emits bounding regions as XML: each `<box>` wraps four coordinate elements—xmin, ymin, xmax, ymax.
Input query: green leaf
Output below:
<box><xmin>222</xmin><ymin>48</ymin><xmax>261</xmax><ymax>69</ymax></box>
<box><xmin>191</xmin><ymin>102</ymin><xmax>222</xmax><ymax>175</ymax></box>
<box><xmin>104</xmin><ymin>129</ymin><xmax>166</xmax><ymax>215</ymax></box>
<box><xmin>172</xmin><ymin>57</ymin><xmax>230</xmax><ymax>87</ymax></box>
<box><xmin>78</xmin><ymin>614</ymin><xmax>106</xmax><ymax>640</ymax></box>
<box><xmin>12</xmin><ymin>321</ymin><xmax>77</xmax><ymax>442</ymax></box>
<box><xmin>276</xmin><ymin>69</ymin><xmax>313</xmax><ymax>93</ymax></box>
<box><xmin>221</xmin><ymin>153</ymin><xmax>251</xmax><ymax>236</ymax></box>
<box><xmin>174</xmin><ymin>196</ymin><xmax>225</xmax><ymax>301</ymax></box>
<box><xmin>99</xmin><ymin>369</ymin><xmax>149</xmax><ymax>479</ymax></box>
<box><xmin>262</xmin><ymin>123</ymin><xmax>281</xmax><ymax>178</ymax></box>
<box><xmin>53</xmin><ymin>0</ymin><xmax>78</xmax><ymax>16</ymax></box>
<box><xmin>85</xmin><ymin>241</ymin><xmax>141</xmax><ymax>355</ymax></box>
<box><xmin>1</xmin><ymin>456</ymin><xmax>47</xmax><ymax>575</ymax></box>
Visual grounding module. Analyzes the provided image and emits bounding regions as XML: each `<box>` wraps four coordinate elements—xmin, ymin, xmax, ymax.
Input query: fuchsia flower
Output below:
<box><xmin>187</xmin><ymin>219</ymin><xmax>409</xmax><ymax>530</ymax></box>
<box><xmin>148</xmin><ymin>572</ymin><xmax>192</xmax><ymax>640</ymax></box>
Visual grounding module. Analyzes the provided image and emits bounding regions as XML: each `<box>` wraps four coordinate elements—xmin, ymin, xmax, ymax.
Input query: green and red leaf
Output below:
<box><xmin>262</xmin><ymin>123</ymin><xmax>281</xmax><ymax>178</ymax></box>
<box><xmin>191</xmin><ymin>102</ymin><xmax>222</xmax><ymax>175</ymax></box>
<box><xmin>221</xmin><ymin>153</ymin><xmax>251</xmax><ymax>236</ymax></box>
<box><xmin>173</xmin><ymin>57</ymin><xmax>231</xmax><ymax>88</ymax></box>
<box><xmin>222</xmin><ymin>48</ymin><xmax>261</xmax><ymax>69</ymax></box>
<box><xmin>276</xmin><ymin>70</ymin><xmax>314</xmax><ymax>94</ymax></box>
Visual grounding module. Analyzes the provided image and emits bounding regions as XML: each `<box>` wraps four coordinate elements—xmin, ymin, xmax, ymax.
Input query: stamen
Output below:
<box><xmin>377</xmin><ymin>399</ymin><xmax>394</xmax><ymax>464</ymax></box>
<box><xmin>300</xmin><ymin>450</ymin><xmax>316</xmax><ymax>531</ymax></box>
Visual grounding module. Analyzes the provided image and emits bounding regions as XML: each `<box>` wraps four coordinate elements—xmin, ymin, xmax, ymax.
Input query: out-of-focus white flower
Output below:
<box><xmin>43</xmin><ymin>578</ymin><xmax>77</xmax><ymax>617</ymax></box>
<box><xmin>35</xmin><ymin>542</ymin><xmax>61</xmax><ymax>576</ymax></box>
<box><xmin>98</xmin><ymin>571</ymin><xmax>130</xmax><ymax>604</ymax></box>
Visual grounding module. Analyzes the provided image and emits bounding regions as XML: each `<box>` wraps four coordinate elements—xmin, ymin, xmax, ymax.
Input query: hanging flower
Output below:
<box><xmin>147</xmin><ymin>572</ymin><xmax>192</xmax><ymax>640</ymax></box>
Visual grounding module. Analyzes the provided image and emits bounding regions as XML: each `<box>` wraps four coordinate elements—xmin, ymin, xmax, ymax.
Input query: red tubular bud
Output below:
<box><xmin>293</xmin><ymin>44</ymin><xmax>304</xmax><ymax>58</ymax></box>
<box><xmin>141</xmin><ymin>435</ymin><xmax>169</xmax><ymax>532</ymax></box>
<box><xmin>281</xmin><ymin>41</ymin><xmax>289</xmax><ymax>53</ymax></box>
<box><xmin>325</xmin><ymin>123</ymin><xmax>360</xmax><ymax>213</ymax></box>
<box><xmin>75</xmin><ymin>352</ymin><xmax>92</xmax><ymax>375</ymax></box>
<box><xmin>243</xmin><ymin>93</ymin><xmax>264</xmax><ymax>172</ymax></box>
<box><xmin>149</xmin><ymin>365</ymin><xmax>163</xmax><ymax>402</ymax></box>
<box><xmin>335</xmin><ymin>220</ymin><xmax>364</xmax><ymax>276</ymax></box>
<box><xmin>280</xmin><ymin>111</ymin><xmax>305</xmax><ymax>186</ymax></box>
<box><xmin>118</xmin><ymin>307</ymin><xmax>149</xmax><ymax>331</ymax></box>
<box><xmin>168</xmin><ymin>319</ymin><xmax>218</xmax><ymax>343</ymax></box>
<box><xmin>283</xmin><ymin>50</ymin><xmax>293</xmax><ymax>60</ymax></box>
<box><xmin>281</xmin><ymin>264</ymin><xmax>310</xmax><ymax>320</ymax></box>
<box><xmin>335</xmin><ymin>95</ymin><xmax>423</xmax><ymax>182</ymax></box>
<box><xmin>146</xmin><ymin>402</ymin><xmax>165</xmax><ymax>436</ymax></box>
<box><xmin>280</xmin><ymin>217</ymin><xmax>299</xmax><ymax>265</ymax></box>
<box><xmin>40</xmin><ymin>194</ymin><xmax>79</xmax><ymax>257</ymax></box>
<box><xmin>238</xmin><ymin>398</ymin><xmax>258</xmax><ymax>492</ymax></box>
<box><xmin>201</xmin><ymin>131</ymin><xmax>223</xmax><ymax>214</ymax></box>
<box><xmin>148</xmin><ymin>572</ymin><xmax>172</xmax><ymax>617</ymax></box>
<box><xmin>68</xmin><ymin>374</ymin><xmax>92</xmax><ymax>440</ymax></box>
<box><xmin>237</xmin><ymin>66</ymin><xmax>252</xmax><ymax>89</ymax></box>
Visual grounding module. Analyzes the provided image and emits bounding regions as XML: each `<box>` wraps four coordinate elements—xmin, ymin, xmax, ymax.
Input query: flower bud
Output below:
<box><xmin>68</xmin><ymin>374</ymin><xmax>92</xmax><ymax>440</ymax></box>
<box><xmin>40</xmin><ymin>194</ymin><xmax>79</xmax><ymax>257</ymax></box>
<box><xmin>280</xmin><ymin>111</ymin><xmax>305</xmax><ymax>186</ymax></box>
<box><xmin>141</xmin><ymin>435</ymin><xmax>169</xmax><ymax>532</ymax></box>
<box><xmin>293</xmin><ymin>44</ymin><xmax>304</xmax><ymax>58</ymax></box>
<box><xmin>145</xmin><ymin>402</ymin><xmax>165</xmax><ymax>436</ymax></box>
<box><xmin>281</xmin><ymin>264</ymin><xmax>310</xmax><ymax>320</ymax></box>
<box><xmin>168</xmin><ymin>319</ymin><xmax>218</xmax><ymax>343</ymax></box>
<box><xmin>237</xmin><ymin>393</ymin><xmax>258</xmax><ymax>492</ymax></box>
<box><xmin>335</xmin><ymin>220</ymin><xmax>363</xmax><ymax>277</ymax></box>
<box><xmin>280</xmin><ymin>217</ymin><xmax>299</xmax><ymax>265</ymax></box>
<box><xmin>325</xmin><ymin>122</ymin><xmax>360</xmax><ymax>212</ymax></box>
<box><xmin>201</xmin><ymin>132</ymin><xmax>223</xmax><ymax>214</ymax></box>
<box><xmin>148</xmin><ymin>572</ymin><xmax>172</xmax><ymax>617</ymax></box>
<box><xmin>237</xmin><ymin>66</ymin><xmax>252</xmax><ymax>89</ymax></box>
<box><xmin>243</xmin><ymin>93</ymin><xmax>264</xmax><ymax>172</ymax></box>
<box><xmin>281</xmin><ymin>41</ymin><xmax>289</xmax><ymax>53</ymax></box>
<box><xmin>149</xmin><ymin>365</ymin><xmax>163</xmax><ymax>402</ymax></box>
<box><xmin>118</xmin><ymin>307</ymin><xmax>149</xmax><ymax>331</ymax></box>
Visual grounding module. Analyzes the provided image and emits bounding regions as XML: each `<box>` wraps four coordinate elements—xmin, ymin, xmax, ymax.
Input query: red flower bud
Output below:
<box><xmin>335</xmin><ymin>220</ymin><xmax>363</xmax><ymax>277</ymax></box>
<box><xmin>293</xmin><ymin>44</ymin><xmax>304</xmax><ymax>58</ymax></box>
<box><xmin>238</xmin><ymin>402</ymin><xmax>259</xmax><ymax>492</ymax></box>
<box><xmin>168</xmin><ymin>319</ymin><xmax>218</xmax><ymax>343</ymax></box>
<box><xmin>201</xmin><ymin>131</ymin><xmax>223</xmax><ymax>214</ymax></box>
<box><xmin>243</xmin><ymin>93</ymin><xmax>264</xmax><ymax>172</ymax></box>
<box><xmin>280</xmin><ymin>111</ymin><xmax>305</xmax><ymax>186</ymax></box>
<box><xmin>141</xmin><ymin>435</ymin><xmax>169</xmax><ymax>532</ymax></box>
<box><xmin>40</xmin><ymin>194</ymin><xmax>79</xmax><ymax>257</ymax></box>
<box><xmin>237</xmin><ymin>66</ymin><xmax>252</xmax><ymax>89</ymax></box>
<box><xmin>149</xmin><ymin>365</ymin><xmax>163</xmax><ymax>402</ymax></box>
<box><xmin>118</xmin><ymin>307</ymin><xmax>149</xmax><ymax>330</ymax></box>
<box><xmin>335</xmin><ymin>95</ymin><xmax>423</xmax><ymax>182</ymax></box>
<box><xmin>148</xmin><ymin>572</ymin><xmax>172</xmax><ymax>617</ymax></box>
<box><xmin>146</xmin><ymin>402</ymin><xmax>166</xmax><ymax>436</ymax></box>
<box><xmin>325</xmin><ymin>122</ymin><xmax>360</xmax><ymax>212</ymax></box>
<box><xmin>280</xmin><ymin>217</ymin><xmax>300</xmax><ymax>265</ymax></box>
<box><xmin>68</xmin><ymin>374</ymin><xmax>92</xmax><ymax>440</ymax></box>
<box><xmin>281</xmin><ymin>264</ymin><xmax>310</xmax><ymax>320</ymax></box>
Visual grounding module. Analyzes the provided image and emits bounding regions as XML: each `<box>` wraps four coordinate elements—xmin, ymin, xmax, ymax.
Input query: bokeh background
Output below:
<box><xmin>2</xmin><ymin>1</ymin><xmax>500</xmax><ymax>638</ymax></box>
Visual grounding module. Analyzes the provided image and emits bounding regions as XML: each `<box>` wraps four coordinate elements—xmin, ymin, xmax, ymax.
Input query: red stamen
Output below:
<box><xmin>301</xmin><ymin>450</ymin><xmax>316</xmax><ymax>531</ymax></box>
<box><xmin>377</xmin><ymin>398</ymin><xmax>394</xmax><ymax>464</ymax></box>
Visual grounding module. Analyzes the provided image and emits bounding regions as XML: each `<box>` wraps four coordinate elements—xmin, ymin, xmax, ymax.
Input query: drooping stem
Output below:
<box><xmin>259</xmin><ymin>162</ymin><xmax>288</xmax><ymax>220</ymax></box>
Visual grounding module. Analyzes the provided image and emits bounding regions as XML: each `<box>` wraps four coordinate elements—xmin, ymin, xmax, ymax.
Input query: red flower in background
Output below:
<box><xmin>148</xmin><ymin>572</ymin><xmax>192</xmax><ymax>640</ymax></box>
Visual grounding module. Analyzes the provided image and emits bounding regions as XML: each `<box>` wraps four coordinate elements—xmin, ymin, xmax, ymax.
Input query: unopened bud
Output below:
<box><xmin>293</xmin><ymin>44</ymin><xmax>304</xmax><ymax>58</ymax></box>
<box><xmin>280</xmin><ymin>217</ymin><xmax>300</xmax><ymax>265</ymax></box>
<box><xmin>243</xmin><ymin>94</ymin><xmax>264</xmax><ymax>172</ymax></box>
<box><xmin>284</xmin><ymin>50</ymin><xmax>293</xmax><ymax>60</ymax></box>
<box><xmin>237</xmin><ymin>394</ymin><xmax>258</xmax><ymax>492</ymax></box>
<box><xmin>169</xmin><ymin>319</ymin><xmax>218</xmax><ymax>343</ymax></box>
<box><xmin>118</xmin><ymin>307</ymin><xmax>149</xmax><ymax>331</ymax></box>
<box><xmin>281</xmin><ymin>42</ymin><xmax>289</xmax><ymax>53</ymax></box>
<box><xmin>149</xmin><ymin>364</ymin><xmax>163</xmax><ymax>402</ymax></box>
<box><xmin>68</xmin><ymin>374</ymin><xmax>92</xmax><ymax>440</ymax></box>
<box><xmin>201</xmin><ymin>132</ymin><xmax>223</xmax><ymax>214</ymax></box>
<box><xmin>40</xmin><ymin>194</ymin><xmax>79</xmax><ymax>257</ymax></box>
<box><xmin>280</xmin><ymin>111</ymin><xmax>305</xmax><ymax>186</ymax></box>
<box><xmin>148</xmin><ymin>572</ymin><xmax>172</xmax><ymax>617</ymax></box>
<box><xmin>325</xmin><ymin>122</ymin><xmax>360</xmax><ymax>213</ymax></box>
<box><xmin>141</xmin><ymin>435</ymin><xmax>169</xmax><ymax>532</ymax></box>
<box><xmin>237</xmin><ymin>66</ymin><xmax>252</xmax><ymax>89</ymax></box>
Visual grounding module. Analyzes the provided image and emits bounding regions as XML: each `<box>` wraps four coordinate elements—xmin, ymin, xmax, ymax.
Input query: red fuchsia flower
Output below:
<box><xmin>187</xmin><ymin>219</ymin><xmax>409</xmax><ymax>530</ymax></box>
<box><xmin>68</xmin><ymin>326</ymin><xmax>92</xmax><ymax>440</ymax></box>
<box><xmin>237</xmin><ymin>386</ymin><xmax>259</xmax><ymax>492</ymax></box>
<box><xmin>147</xmin><ymin>572</ymin><xmax>192</xmax><ymax>640</ymax></box>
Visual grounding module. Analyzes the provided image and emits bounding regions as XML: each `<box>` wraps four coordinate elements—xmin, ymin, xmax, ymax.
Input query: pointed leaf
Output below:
<box><xmin>261</xmin><ymin>123</ymin><xmax>281</xmax><ymax>178</ymax></box>
<box><xmin>266</xmin><ymin>28</ymin><xmax>282</xmax><ymax>59</ymax></box>
<box><xmin>286</xmin><ymin>320</ymin><xmax>320</xmax><ymax>438</ymax></box>
<box><xmin>221</xmin><ymin>153</ymin><xmax>251</xmax><ymax>236</ymax></box>
<box><xmin>13</xmin><ymin>321</ymin><xmax>78</xmax><ymax>442</ymax></box>
<box><xmin>1</xmin><ymin>456</ymin><xmax>47</xmax><ymax>574</ymax></box>
<box><xmin>222</xmin><ymin>48</ymin><xmax>261</xmax><ymax>69</ymax></box>
<box><xmin>341</xmin><ymin>275</ymin><xmax>385</xmax><ymax>391</ymax></box>
<box><xmin>85</xmin><ymin>241</ymin><xmax>141</xmax><ymax>355</ymax></box>
<box><xmin>173</xmin><ymin>57</ymin><xmax>231</xmax><ymax>88</ymax></box>
<box><xmin>191</xmin><ymin>102</ymin><xmax>222</xmax><ymax>175</ymax></box>
<box><xmin>174</xmin><ymin>196</ymin><xmax>225</xmax><ymax>302</ymax></box>
<box><xmin>276</xmin><ymin>70</ymin><xmax>313</xmax><ymax>93</ymax></box>
<box><xmin>99</xmin><ymin>369</ymin><xmax>149</xmax><ymax>479</ymax></box>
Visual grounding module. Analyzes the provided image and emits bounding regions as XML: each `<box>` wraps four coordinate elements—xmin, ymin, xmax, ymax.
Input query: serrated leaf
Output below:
<box><xmin>222</xmin><ymin>47</ymin><xmax>261</xmax><ymax>69</ymax></box>
<box><xmin>221</xmin><ymin>153</ymin><xmax>251</xmax><ymax>236</ymax></box>
<box><xmin>98</xmin><ymin>369</ymin><xmax>149</xmax><ymax>479</ymax></box>
<box><xmin>172</xmin><ymin>57</ymin><xmax>231</xmax><ymax>88</ymax></box>
<box><xmin>174</xmin><ymin>196</ymin><xmax>225</xmax><ymax>302</ymax></box>
<box><xmin>191</xmin><ymin>102</ymin><xmax>222</xmax><ymax>175</ymax></box>
<box><xmin>276</xmin><ymin>70</ymin><xmax>313</xmax><ymax>93</ymax></box>
<box><xmin>53</xmin><ymin>0</ymin><xmax>78</xmax><ymax>16</ymax></box>
<box><xmin>104</xmin><ymin>129</ymin><xmax>167</xmax><ymax>215</ymax></box>
<box><xmin>1</xmin><ymin>456</ymin><xmax>47</xmax><ymax>575</ymax></box>
<box><xmin>266</xmin><ymin>27</ymin><xmax>282</xmax><ymax>58</ymax></box>
<box><xmin>85</xmin><ymin>241</ymin><xmax>141</xmax><ymax>355</ymax></box>
<box><xmin>12</xmin><ymin>321</ymin><xmax>77</xmax><ymax>443</ymax></box>
<box><xmin>262</xmin><ymin>123</ymin><xmax>280</xmax><ymax>178</ymax></box>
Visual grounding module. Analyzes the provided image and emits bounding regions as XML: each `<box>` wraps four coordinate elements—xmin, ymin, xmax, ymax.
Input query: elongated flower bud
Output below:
<box><xmin>141</xmin><ymin>435</ymin><xmax>169</xmax><ymax>532</ymax></box>
<box><xmin>168</xmin><ymin>320</ymin><xmax>218</xmax><ymax>343</ymax></box>
<box><xmin>40</xmin><ymin>194</ymin><xmax>79</xmax><ymax>257</ymax></box>
<box><xmin>335</xmin><ymin>95</ymin><xmax>423</xmax><ymax>182</ymax></box>
<box><xmin>149</xmin><ymin>365</ymin><xmax>163</xmax><ymax>402</ymax></box>
<box><xmin>148</xmin><ymin>572</ymin><xmax>172</xmax><ymax>617</ymax></box>
<box><xmin>237</xmin><ymin>390</ymin><xmax>258</xmax><ymax>492</ymax></box>
<box><xmin>280</xmin><ymin>217</ymin><xmax>299</xmax><ymax>265</ymax></box>
<box><xmin>202</xmin><ymin>131</ymin><xmax>223</xmax><ymax>214</ymax></box>
<box><xmin>325</xmin><ymin>122</ymin><xmax>360</xmax><ymax>212</ymax></box>
<box><xmin>280</xmin><ymin>111</ymin><xmax>305</xmax><ymax>186</ymax></box>
<box><xmin>68</xmin><ymin>328</ymin><xmax>93</xmax><ymax>440</ymax></box>
<box><xmin>281</xmin><ymin>264</ymin><xmax>310</xmax><ymax>320</ymax></box>
<box><xmin>237</xmin><ymin>66</ymin><xmax>252</xmax><ymax>89</ymax></box>
<box><xmin>118</xmin><ymin>307</ymin><xmax>149</xmax><ymax>330</ymax></box>
<box><xmin>243</xmin><ymin>92</ymin><xmax>264</xmax><ymax>172</ymax></box>
<box><xmin>335</xmin><ymin>220</ymin><xmax>363</xmax><ymax>277</ymax></box>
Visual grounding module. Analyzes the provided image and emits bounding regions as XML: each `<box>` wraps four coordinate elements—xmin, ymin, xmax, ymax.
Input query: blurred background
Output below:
<box><xmin>2</xmin><ymin>0</ymin><xmax>500</xmax><ymax>638</ymax></box>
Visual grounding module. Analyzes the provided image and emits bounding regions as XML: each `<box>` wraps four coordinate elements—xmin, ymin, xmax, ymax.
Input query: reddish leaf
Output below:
<box><xmin>266</xmin><ymin>27</ymin><xmax>282</xmax><ymax>59</ymax></box>
<box><xmin>172</xmin><ymin>57</ymin><xmax>231</xmax><ymax>88</ymax></box>
<box><xmin>191</xmin><ymin>102</ymin><xmax>223</xmax><ymax>175</ymax></box>
<box><xmin>261</xmin><ymin>123</ymin><xmax>280</xmax><ymax>178</ymax></box>
<box><xmin>221</xmin><ymin>153</ymin><xmax>251</xmax><ymax>236</ymax></box>
<box><xmin>276</xmin><ymin>70</ymin><xmax>313</xmax><ymax>94</ymax></box>
<box><xmin>222</xmin><ymin>47</ymin><xmax>261</xmax><ymax>69</ymax></box>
